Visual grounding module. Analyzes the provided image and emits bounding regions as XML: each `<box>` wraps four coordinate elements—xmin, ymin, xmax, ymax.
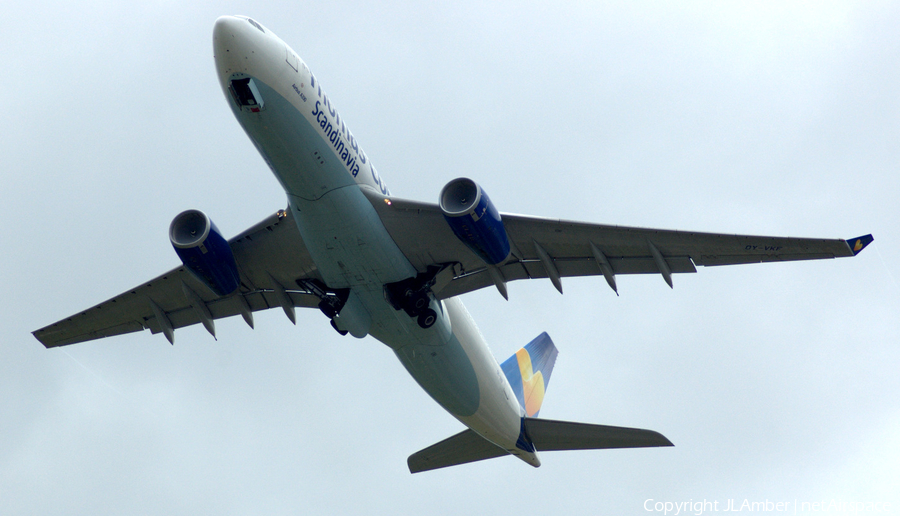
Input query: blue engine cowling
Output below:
<box><xmin>169</xmin><ymin>210</ymin><xmax>240</xmax><ymax>296</ymax></box>
<box><xmin>439</xmin><ymin>178</ymin><xmax>510</xmax><ymax>265</ymax></box>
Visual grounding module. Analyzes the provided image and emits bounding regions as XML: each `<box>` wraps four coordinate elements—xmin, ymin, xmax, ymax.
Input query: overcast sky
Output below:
<box><xmin>2</xmin><ymin>2</ymin><xmax>898</xmax><ymax>515</ymax></box>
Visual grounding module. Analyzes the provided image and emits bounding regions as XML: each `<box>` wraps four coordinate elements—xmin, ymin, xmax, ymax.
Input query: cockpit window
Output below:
<box><xmin>247</xmin><ymin>18</ymin><xmax>265</xmax><ymax>33</ymax></box>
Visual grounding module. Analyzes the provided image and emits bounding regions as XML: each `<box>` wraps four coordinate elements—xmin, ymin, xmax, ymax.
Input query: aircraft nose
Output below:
<box><xmin>213</xmin><ymin>15</ymin><xmax>258</xmax><ymax>79</ymax></box>
<box><xmin>213</xmin><ymin>15</ymin><xmax>246</xmax><ymax>54</ymax></box>
<box><xmin>213</xmin><ymin>15</ymin><xmax>246</xmax><ymax>40</ymax></box>
<box><xmin>214</xmin><ymin>15</ymin><xmax>269</xmax><ymax>47</ymax></box>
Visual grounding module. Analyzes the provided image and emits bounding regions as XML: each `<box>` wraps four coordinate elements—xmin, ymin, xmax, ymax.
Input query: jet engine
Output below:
<box><xmin>169</xmin><ymin>210</ymin><xmax>240</xmax><ymax>296</ymax></box>
<box><xmin>439</xmin><ymin>178</ymin><xmax>510</xmax><ymax>265</ymax></box>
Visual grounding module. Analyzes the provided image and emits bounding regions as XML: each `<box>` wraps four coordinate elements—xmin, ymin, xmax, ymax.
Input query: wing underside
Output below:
<box><xmin>34</xmin><ymin>191</ymin><xmax>872</xmax><ymax>347</ymax></box>
<box><xmin>363</xmin><ymin>190</ymin><xmax>871</xmax><ymax>299</ymax></box>
<box><xmin>33</xmin><ymin>209</ymin><xmax>322</xmax><ymax>347</ymax></box>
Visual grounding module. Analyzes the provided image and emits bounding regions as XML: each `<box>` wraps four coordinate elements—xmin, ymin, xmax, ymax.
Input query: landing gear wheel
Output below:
<box><xmin>410</xmin><ymin>292</ymin><xmax>430</xmax><ymax>312</ymax></box>
<box><xmin>330</xmin><ymin>319</ymin><xmax>348</xmax><ymax>336</ymax></box>
<box><xmin>417</xmin><ymin>308</ymin><xmax>437</xmax><ymax>329</ymax></box>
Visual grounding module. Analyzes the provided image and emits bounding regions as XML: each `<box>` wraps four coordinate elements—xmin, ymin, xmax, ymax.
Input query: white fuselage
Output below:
<box><xmin>212</xmin><ymin>15</ymin><xmax>539</xmax><ymax>466</ymax></box>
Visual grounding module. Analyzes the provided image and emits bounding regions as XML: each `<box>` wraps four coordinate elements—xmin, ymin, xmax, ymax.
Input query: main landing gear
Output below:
<box><xmin>330</xmin><ymin>319</ymin><xmax>348</xmax><ymax>336</ymax></box>
<box><xmin>298</xmin><ymin>267</ymin><xmax>445</xmax><ymax>334</ymax></box>
<box><xmin>417</xmin><ymin>308</ymin><xmax>437</xmax><ymax>329</ymax></box>
<box><xmin>296</xmin><ymin>278</ymin><xmax>350</xmax><ymax>335</ymax></box>
<box><xmin>384</xmin><ymin>266</ymin><xmax>445</xmax><ymax>329</ymax></box>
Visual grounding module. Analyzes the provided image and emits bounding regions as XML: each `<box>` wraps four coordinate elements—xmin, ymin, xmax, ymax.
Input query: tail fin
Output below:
<box><xmin>500</xmin><ymin>332</ymin><xmax>558</xmax><ymax>417</ymax></box>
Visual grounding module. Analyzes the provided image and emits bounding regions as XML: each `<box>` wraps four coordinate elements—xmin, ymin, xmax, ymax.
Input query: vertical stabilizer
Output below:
<box><xmin>501</xmin><ymin>332</ymin><xmax>558</xmax><ymax>417</ymax></box>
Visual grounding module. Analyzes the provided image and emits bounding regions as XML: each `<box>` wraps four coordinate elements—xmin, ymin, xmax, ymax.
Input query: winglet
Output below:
<box><xmin>847</xmin><ymin>234</ymin><xmax>874</xmax><ymax>256</ymax></box>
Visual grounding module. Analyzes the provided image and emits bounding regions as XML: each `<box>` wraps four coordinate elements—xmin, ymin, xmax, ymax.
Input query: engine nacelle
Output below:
<box><xmin>439</xmin><ymin>178</ymin><xmax>510</xmax><ymax>265</ymax></box>
<box><xmin>169</xmin><ymin>210</ymin><xmax>240</xmax><ymax>297</ymax></box>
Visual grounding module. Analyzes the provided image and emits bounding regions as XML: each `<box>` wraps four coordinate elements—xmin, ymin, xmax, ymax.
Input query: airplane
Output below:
<box><xmin>32</xmin><ymin>15</ymin><xmax>873</xmax><ymax>474</ymax></box>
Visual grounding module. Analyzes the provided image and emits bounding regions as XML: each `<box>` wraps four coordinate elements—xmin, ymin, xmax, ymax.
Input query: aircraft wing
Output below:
<box><xmin>33</xmin><ymin>209</ymin><xmax>323</xmax><ymax>348</ymax></box>
<box><xmin>364</xmin><ymin>190</ymin><xmax>873</xmax><ymax>298</ymax></box>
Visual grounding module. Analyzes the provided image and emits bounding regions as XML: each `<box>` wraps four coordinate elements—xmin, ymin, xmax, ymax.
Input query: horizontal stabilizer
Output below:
<box><xmin>407</xmin><ymin>418</ymin><xmax>672</xmax><ymax>473</ymax></box>
<box><xmin>524</xmin><ymin>417</ymin><xmax>673</xmax><ymax>451</ymax></box>
<box><xmin>407</xmin><ymin>429</ymin><xmax>507</xmax><ymax>473</ymax></box>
